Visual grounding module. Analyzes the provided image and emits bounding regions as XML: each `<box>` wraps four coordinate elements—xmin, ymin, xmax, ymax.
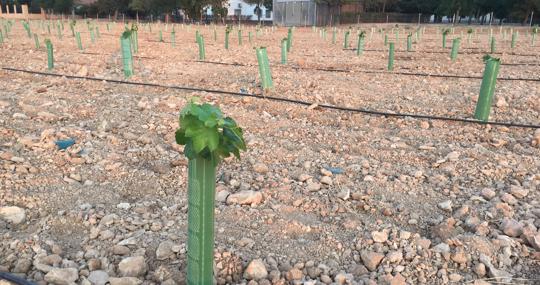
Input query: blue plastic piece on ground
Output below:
<box><xmin>55</xmin><ymin>138</ymin><xmax>75</xmax><ymax>150</ymax></box>
<box><xmin>325</xmin><ymin>167</ymin><xmax>344</xmax><ymax>174</ymax></box>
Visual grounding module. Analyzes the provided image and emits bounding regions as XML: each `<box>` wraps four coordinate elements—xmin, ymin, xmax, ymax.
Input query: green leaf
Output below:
<box><xmin>175</xmin><ymin>129</ymin><xmax>187</xmax><ymax>145</ymax></box>
<box><xmin>190</xmin><ymin>126</ymin><xmax>219</xmax><ymax>153</ymax></box>
<box><xmin>184</xmin><ymin>141</ymin><xmax>196</xmax><ymax>159</ymax></box>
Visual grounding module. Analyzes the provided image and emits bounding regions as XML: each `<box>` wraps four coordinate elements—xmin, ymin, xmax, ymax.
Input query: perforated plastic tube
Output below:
<box><xmin>475</xmin><ymin>57</ymin><xmax>501</xmax><ymax>121</ymax></box>
<box><xmin>186</xmin><ymin>157</ymin><xmax>215</xmax><ymax>285</ymax></box>
<box><xmin>120</xmin><ymin>31</ymin><xmax>134</xmax><ymax>77</ymax></box>
<box><xmin>45</xmin><ymin>39</ymin><xmax>53</xmax><ymax>70</ymax></box>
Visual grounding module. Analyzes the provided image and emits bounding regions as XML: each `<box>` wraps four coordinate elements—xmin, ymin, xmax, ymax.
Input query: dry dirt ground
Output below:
<box><xmin>0</xmin><ymin>19</ymin><xmax>539</xmax><ymax>285</ymax></box>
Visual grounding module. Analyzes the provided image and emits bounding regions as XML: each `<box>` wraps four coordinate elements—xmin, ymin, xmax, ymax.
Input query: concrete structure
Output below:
<box><xmin>227</xmin><ymin>0</ymin><xmax>272</xmax><ymax>22</ymax></box>
<box><xmin>207</xmin><ymin>0</ymin><xmax>272</xmax><ymax>22</ymax></box>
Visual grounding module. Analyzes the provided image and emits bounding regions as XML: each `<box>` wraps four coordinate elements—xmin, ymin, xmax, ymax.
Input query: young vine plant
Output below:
<box><xmin>175</xmin><ymin>99</ymin><xmax>246</xmax><ymax>166</ymax></box>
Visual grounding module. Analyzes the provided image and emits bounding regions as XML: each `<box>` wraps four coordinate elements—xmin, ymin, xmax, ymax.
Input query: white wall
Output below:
<box><xmin>226</xmin><ymin>0</ymin><xmax>273</xmax><ymax>21</ymax></box>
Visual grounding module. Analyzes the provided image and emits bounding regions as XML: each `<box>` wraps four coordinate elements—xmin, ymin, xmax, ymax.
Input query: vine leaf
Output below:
<box><xmin>176</xmin><ymin>99</ymin><xmax>246</xmax><ymax>165</ymax></box>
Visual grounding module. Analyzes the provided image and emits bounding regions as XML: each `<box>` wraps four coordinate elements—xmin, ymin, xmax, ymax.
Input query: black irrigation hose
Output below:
<box><xmin>66</xmin><ymin>51</ymin><xmax>539</xmax><ymax>80</ymax></box>
<box><xmin>359</xmin><ymin>48</ymin><xmax>539</xmax><ymax>57</ymax></box>
<box><xmin>0</xmin><ymin>272</ymin><xmax>36</xmax><ymax>285</ymax></box>
<box><xmin>2</xmin><ymin>67</ymin><xmax>539</xmax><ymax>129</ymax></box>
<box><xmin>193</xmin><ymin>60</ymin><xmax>540</xmax><ymax>82</ymax></box>
<box><xmin>194</xmin><ymin>60</ymin><xmax>352</xmax><ymax>73</ymax></box>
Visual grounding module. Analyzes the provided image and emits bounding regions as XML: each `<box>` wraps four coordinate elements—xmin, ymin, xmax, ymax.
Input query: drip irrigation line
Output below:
<box><xmin>81</xmin><ymin>52</ymin><xmax>155</xmax><ymax>59</ymax></box>
<box><xmin>357</xmin><ymin>48</ymin><xmax>539</xmax><ymax>57</ymax></box>
<box><xmin>2</xmin><ymin>67</ymin><xmax>539</xmax><ymax>129</ymax></box>
<box><xmin>0</xmin><ymin>272</ymin><xmax>36</xmax><ymax>285</ymax></box>
<box><xmin>192</xmin><ymin>59</ymin><xmax>540</xmax><ymax>82</ymax></box>
<box><xmin>357</xmin><ymin>69</ymin><xmax>540</xmax><ymax>82</ymax></box>
<box><xmin>194</xmin><ymin>60</ymin><xmax>351</xmax><ymax>73</ymax></box>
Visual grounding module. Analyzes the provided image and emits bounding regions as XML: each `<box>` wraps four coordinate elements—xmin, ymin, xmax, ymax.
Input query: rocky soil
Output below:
<box><xmin>0</xmin><ymin>20</ymin><xmax>539</xmax><ymax>285</ymax></box>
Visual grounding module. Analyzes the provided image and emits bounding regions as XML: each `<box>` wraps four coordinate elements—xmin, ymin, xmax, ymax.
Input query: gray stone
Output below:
<box><xmin>156</xmin><ymin>240</ymin><xmax>175</xmax><ymax>260</ymax></box>
<box><xmin>500</xmin><ymin>218</ymin><xmax>523</xmax><ymax>237</ymax></box>
<box><xmin>88</xmin><ymin>270</ymin><xmax>109</xmax><ymax>285</ymax></box>
<box><xmin>438</xmin><ymin>200</ymin><xmax>453</xmax><ymax>212</ymax></box>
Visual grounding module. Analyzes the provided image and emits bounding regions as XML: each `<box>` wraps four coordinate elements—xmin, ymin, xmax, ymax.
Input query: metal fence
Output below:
<box><xmin>274</xmin><ymin>0</ymin><xmax>314</xmax><ymax>26</ymax></box>
<box><xmin>273</xmin><ymin>0</ymin><xmax>342</xmax><ymax>26</ymax></box>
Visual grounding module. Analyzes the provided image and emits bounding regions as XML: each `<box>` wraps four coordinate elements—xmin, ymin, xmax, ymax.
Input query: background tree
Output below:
<box><xmin>129</xmin><ymin>0</ymin><xmax>149</xmax><ymax>20</ymax></box>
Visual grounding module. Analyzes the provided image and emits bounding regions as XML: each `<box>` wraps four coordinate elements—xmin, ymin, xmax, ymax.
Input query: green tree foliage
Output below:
<box><xmin>24</xmin><ymin>0</ymin><xmax>538</xmax><ymax>24</ymax></box>
<box><xmin>30</xmin><ymin>0</ymin><xmax>72</xmax><ymax>13</ymax></box>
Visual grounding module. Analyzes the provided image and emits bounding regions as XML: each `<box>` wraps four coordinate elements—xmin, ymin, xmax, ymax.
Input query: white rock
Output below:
<box><xmin>44</xmin><ymin>268</ymin><xmax>79</xmax><ymax>285</ymax></box>
<box><xmin>0</xmin><ymin>206</ymin><xmax>26</xmax><ymax>224</ymax></box>
<box><xmin>117</xmin><ymin>203</ymin><xmax>131</xmax><ymax>210</ymax></box>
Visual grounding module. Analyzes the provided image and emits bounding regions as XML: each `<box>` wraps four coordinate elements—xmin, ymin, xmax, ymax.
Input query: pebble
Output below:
<box><xmin>112</xmin><ymin>245</ymin><xmax>130</xmax><ymax>255</ymax></box>
<box><xmin>108</xmin><ymin>277</ymin><xmax>142</xmax><ymax>285</ymax></box>
<box><xmin>117</xmin><ymin>203</ymin><xmax>131</xmax><ymax>210</ymax></box>
<box><xmin>286</xmin><ymin>268</ymin><xmax>303</xmax><ymax>281</ymax></box>
<box><xmin>88</xmin><ymin>270</ymin><xmax>109</xmax><ymax>285</ymax></box>
<box><xmin>253</xmin><ymin>163</ymin><xmax>269</xmax><ymax>174</ymax></box>
<box><xmin>451</xmin><ymin>250</ymin><xmax>468</xmax><ymax>264</ymax></box>
<box><xmin>0</xmin><ymin>206</ymin><xmax>26</xmax><ymax>224</ymax></box>
<box><xmin>216</xmin><ymin>190</ymin><xmax>231</xmax><ymax>203</ymax></box>
<box><xmin>361</xmin><ymin>251</ymin><xmax>384</xmax><ymax>271</ymax></box>
<box><xmin>118</xmin><ymin>256</ymin><xmax>147</xmax><ymax>277</ymax></box>
<box><xmin>437</xmin><ymin>200</ymin><xmax>453</xmax><ymax>212</ymax></box>
<box><xmin>44</xmin><ymin>268</ymin><xmax>79</xmax><ymax>285</ymax></box>
<box><xmin>500</xmin><ymin>193</ymin><xmax>517</xmax><ymax>205</ymax></box>
<box><xmin>448</xmin><ymin>273</ymin><xmax>462</xmax><ymax>282</ymax></box>
<box><xmin>481</xmin><ymin>188</ymin><xmax>496</xmax><ymax>200</ymax></box>
<box><xmin>226</xmin><ymin>190</ymin><xmax>263</xmax><ymax>205</ymax></box>
<box><xmin>385</xmin><ymin>251</ymin><xmax>403</xmax><ymax>263</ymax></box>
<box><xmin>155</xmin><ymin>240</ymin><xmax>175</xmax><ymax>260</ymax></box>
<box><xmin>371</xmin><ymin>231</ymin><xmax>388</xmax><ymax>243</ymax></box>
<box><xmin>474</xmin><ymin>263</ymin><xmax>486</xmax><ymax>277</ymax></box>
<box><xmin>306</xmin><ymin>182</ymin><xmax>321</xmax><ymax>192</ymax></box>
<box><xmin>336</xmin><ymin>188</ymin><xmax>350</xmax><ymax>200</ymax></box>
<box><xmin>320</xmin><ymin>176</ymin><xmax>333</xmax><ymax>185</ymax></box>
<box><xmin>500</xmin><ymin>218</ymin><xmax>523</xmax><ymax>237</ymax></box>
<box><xmin>509</xmin><ymin>186</ymin><xmax>529</xmax><ymax>199</ymax></box>
<box><xmin>13</xmin><ymin>258</ymin><xmax>32</xmax><ymax>273</ymax></box>
<box><xmin>244</xmin><ymin>259</ymin><xmax>268</xmax><ymax>280</ymax></box>
<box><xmin>433</xmin><ymin>243</ymin><xmax>450</xmax><ymax>253</ymax></box>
